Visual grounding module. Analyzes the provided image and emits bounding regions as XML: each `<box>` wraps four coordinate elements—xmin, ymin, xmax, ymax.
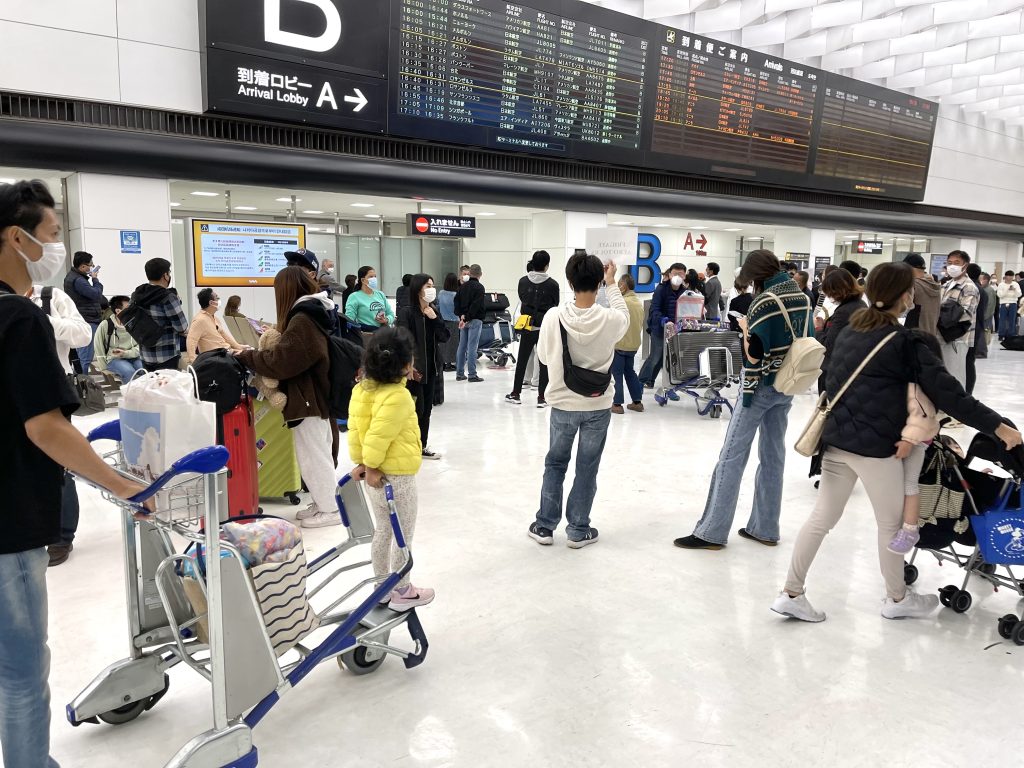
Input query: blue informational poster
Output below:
<box><xmin>120</xmin><ymin>230</ymin><xmax>142</xmax><ymax>254</ymax></box>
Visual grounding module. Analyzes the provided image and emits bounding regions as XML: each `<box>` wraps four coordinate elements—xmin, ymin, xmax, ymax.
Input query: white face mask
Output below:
<box><xmin>462</xmin><ymin>274</ymin><xmax>470</xmax><ymax>283</ymax></box>
<box><xmin>16</xmin><ymin>228</ymin><xmax>66</xmax><ymax>283</ymax></box>
<box><xmin>670</xmin><ymin>275</ymin><xmax>683</xmax><ymax>288</ymax></box>
<box><xmin>946</xmin><ymin>265</ymin><xmax>963</xmax><ymax>279</ymax></box>
<box><xmin>422</xmin><ymin>287</ymin><xmax>437</xmax><ymax>303</ymax></box>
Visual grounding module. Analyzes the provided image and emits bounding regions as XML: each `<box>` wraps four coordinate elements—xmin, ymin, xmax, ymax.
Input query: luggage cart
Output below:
<box><xmin>654</xmin><ymin>326</ymin><xmax>743</xmax><ymax>418</ymax></box>
<box><xmin>67</xmin><ymin>419</ymin><xmax>428</xmax><ymax>767</ymax></box>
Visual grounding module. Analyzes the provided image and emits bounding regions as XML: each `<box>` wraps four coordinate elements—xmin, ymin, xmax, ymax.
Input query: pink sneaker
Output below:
<box><xmin>887</xmin><ymin>526</ymin><xmax>920</xmax><ymax>555</ymax></box>
<box><xmin>388</xmin><ymin>584</ymin><xmax>435</xmax><ymax>612</ymax></box>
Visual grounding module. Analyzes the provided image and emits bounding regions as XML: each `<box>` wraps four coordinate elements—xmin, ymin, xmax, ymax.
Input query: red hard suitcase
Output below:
<box><xmin>220</xmin><ymin>397</ymin><xmax>260</xmax><ymax>519</ymax></box>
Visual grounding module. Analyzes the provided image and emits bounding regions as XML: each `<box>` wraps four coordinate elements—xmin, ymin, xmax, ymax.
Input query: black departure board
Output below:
<box><xmin>649</xmin><ymin>27</ymin><xmax>821</xmax><ymax>184</ymax></box>
<box><xmin>810</xmin><ymin>74</ymin><xmax>937</xmax><ymax>198</ymax></box>
<box><xmin>390</xmin><ymin>0</ymin><xmax>651</xmax><ymax>164</ymax></box>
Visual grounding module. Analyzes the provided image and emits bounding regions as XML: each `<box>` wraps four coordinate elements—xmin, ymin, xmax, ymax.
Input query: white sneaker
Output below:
<box><xmin>422</xmin><ymin>448</ymin><xmax>442</xmax><ymax>460</ymax></box>
<box><xmin>881</xmin><ymin>589</ymin><xmax>939</xmax><ymax>620</ymax></box>
<box><xmin>296</xmin><ymin>503</ymin><xmax>318</xmax><ymax>520</ymax></box>
<box><xmin>771</xmin><ymin>591</ymin><xmax>826</xmax><ymax>623</ymax></box>
<box><xmin>300</xmin><ymin>510</ymin><xmax>342</xmax><ymax>529</ymax></box>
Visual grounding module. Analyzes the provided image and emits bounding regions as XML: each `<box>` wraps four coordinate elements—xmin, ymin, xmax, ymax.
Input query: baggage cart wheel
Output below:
<box><xmin>998</xmin><ymin>614</ymin><xmax>1018</xmax><ymax>639</ymax></box>
<box><xmin>939</xmin><ymin>585</ymin><xmax>957</xmax><ymax>608</ymax></box>
<box><xmin>655</xmin><ymin>393</ymin><xmax>667</xmax><ymax>407</ymax></box>
<box><xmin>286</xmin><ymin>492</ymin><xmax>301</xmax><ymax>506</ymax></box>
<box><xmin>978</xmin><ymin>562</ymin><xmax>996</xmax><ymax>576</ymax></box>
<box><xmin>97</xmin><ymin>675</ymin><xmax>169</xmax><ymax>725</ymax></box>
<box><xmin>712</xmin><ymin>405</ymin><xmax>723</xmax><ymax>419</ymax></box>
<box><xmin>951</xmin><ymin>590</ymin><xmax>972</xmax><ymax>614</ymax></box>
<box><xmin>339</xmin><ymin>633</ymin><xmax>390</xmax><ymax>676</ymax></box>
<box><xmin>1012</xmin><ymin>621</ymin><xmax>1024</xmax><ymax>647</ymax></box>
<box><xmin>903</xmin><ymin>564</ymin><xmax>918</xmax><ymax>585</ymax></box>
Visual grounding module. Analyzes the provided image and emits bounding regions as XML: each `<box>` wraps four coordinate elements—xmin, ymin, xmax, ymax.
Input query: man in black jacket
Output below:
<box><xmin>454</xmin><ymin>263</ymin><xmax>486</xmax><ymax>382</ymax></box>
<box><xmin>63</xmin><ymin>250</ymin><xmax>106</xmax><ymax>371</ymax></box>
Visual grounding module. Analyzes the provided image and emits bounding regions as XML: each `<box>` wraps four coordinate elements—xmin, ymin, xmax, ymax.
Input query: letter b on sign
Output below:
<box><xmin>265</xmin><ymin>0</ymin><xmax>342</xmax><ymax>53</ymax></box>
<box><xmin>629</xmin><ymin>234</ymin><xmax>662</xmax><ymax>294</ymax></box>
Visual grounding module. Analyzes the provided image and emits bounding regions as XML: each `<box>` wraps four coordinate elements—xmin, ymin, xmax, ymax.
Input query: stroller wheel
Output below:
<box><xmin>998</xmin><ymin>614</ymin><xmax>1018</xmax><ymax>639</ymax></box>
<box><xmin>1012</xmin><ymin>621</ymin><xmax>1024</xmax><ymax>647</ymax></box>
<box><xmin>939</xmin><ymin>585</ymin><xmax>957</xmax><ymax>608</ymax></box>
<box><xmin>951</xmin><ymin>589</ymin><xmax>973</xmax><ymax>614</ymax></box>
<box><xmin>903</xmin><ymin>563</ymin><xmax>919</xmax><ymax>585</ymax></box>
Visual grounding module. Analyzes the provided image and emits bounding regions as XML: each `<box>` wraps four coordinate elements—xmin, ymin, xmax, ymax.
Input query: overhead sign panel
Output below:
<box><xmin>407</xmin><ymin>214</ymin><xmax>477</xmax><ymax>237</ymax></box>
<box><xmin>856</xmin><ymin>240</ymin><xmax>884</xmax><ymax>254</ymax></box>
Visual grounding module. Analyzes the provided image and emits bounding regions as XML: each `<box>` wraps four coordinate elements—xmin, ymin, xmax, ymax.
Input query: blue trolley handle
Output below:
<box><xmin>86</xmin><ymin>419</ymin><xmax>230</xmax><ymax>511</ymax></box>
<box><xmin>383</xmin><ymin>480</ymin><xmax>407</xmax><ymax>549</ymax></box>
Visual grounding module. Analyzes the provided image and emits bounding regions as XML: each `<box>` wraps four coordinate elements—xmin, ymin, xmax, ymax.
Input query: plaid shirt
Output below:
<box><xmin>942</xmin><ymin>277</ymin><xmax>980</xmax><ymax>346</ymax></box>
<box><xmin>140</xmin><ymin>294</ymin><xmax>188</xmax><ymax>364</ymax></box>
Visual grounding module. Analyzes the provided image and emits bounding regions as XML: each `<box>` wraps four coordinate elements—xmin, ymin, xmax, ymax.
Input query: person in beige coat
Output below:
<box><xmin>611</xmin><ymin>273</ymin><xmax>645</xmax><ymax>414</ymax></box>
<box><xmin>185</xmin><ymin>288</ymin><xmax>246</xmax><ymax>362</ymax></box>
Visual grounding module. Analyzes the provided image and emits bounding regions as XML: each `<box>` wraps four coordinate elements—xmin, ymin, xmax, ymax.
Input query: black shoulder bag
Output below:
<box><xmin>559</xmin><ymin>320</ymin><xmax>611</xmax><ymax>398</ymax></box>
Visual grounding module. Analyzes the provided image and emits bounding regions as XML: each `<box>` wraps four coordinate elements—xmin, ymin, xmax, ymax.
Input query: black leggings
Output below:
<box><xmin>510</xmin><ymin>329</ymin><xmax>548</xmax><ymax>397</ymax></box>
<box><xmin>965</xmin><ymin>346</ymin><xmax>977</xmax><ymax>395</ymax></box>
<box><xmin>407</xmin><ymin>375</ymin><xmax>435</xmax><ymax>447</ymax></box>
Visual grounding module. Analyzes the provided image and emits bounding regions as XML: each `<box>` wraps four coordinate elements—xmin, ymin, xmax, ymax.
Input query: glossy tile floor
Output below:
<box><xmin>50</xmin><ymin>347</ymin><xmax>1024</xmax><ymax>767</ymax></box>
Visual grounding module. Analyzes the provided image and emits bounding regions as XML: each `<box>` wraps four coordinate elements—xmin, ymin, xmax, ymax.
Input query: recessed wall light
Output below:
<box><xmin>169</xmin><ymin>202</ymin><xmax>181</xmax><ymax>207</ymax></box>
<box><xmin>421</xmin><ymin>208</ymin><xmax>440</xmax><ymax>213</ymax></box>
<box><xmin>234</xmin><ymin>206</ymin><xmax>258</xmax><ymax>211</ymax></box>
<box><xmin>691</xmin><ymin>226</ymin><xmax>707</xmax><ymax>230</ymax></box>
<box><xmin>364</xmin><ymin>214</ymin><xmax>381</xmax><ymax>218</ymax></box>
<box><xmin>350</xmin><ymin>203</ymin><xmax>374</xmax><ymax>208</ymax></box>
<box><xmin>275</xmin><ymin>197</ymin><xmax>301</xmax><ymax>203</ymax></box>
<box><xmin>611</xmin><ymin>221</ymin><xmax>634</xmax><ymax>225</ymax></box>
<box><xmin>303</xmin><ymin>210</ymin><xmax>324</xmax><ymax>214</ymax></box>
<box><xmin>724</xmin><ymin>228</ymin><xmax>742</xmax><ymax>232</ymax></box>
<box><xmin>191</xmin><ymin>191</ymin><xmax>219</xmax><ymax>197</ymax></box>
<box><xmin>476</xmin><ymin>212</ymin><xmax>496</xmax><ymax>216</ymax></box>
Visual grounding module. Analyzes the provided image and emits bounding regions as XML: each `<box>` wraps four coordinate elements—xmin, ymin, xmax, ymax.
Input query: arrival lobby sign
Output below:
<box><xmin>201</xmin><ymin>0</ymin><xmax>388</xmax><ymax>133</ymax></box>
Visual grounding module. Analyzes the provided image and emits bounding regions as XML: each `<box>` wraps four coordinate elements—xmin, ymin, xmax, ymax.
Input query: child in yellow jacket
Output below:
<box><xmin>349</xmin><ymin>326</ymin><xmax>434</xmax><ymax>611</ymax></box>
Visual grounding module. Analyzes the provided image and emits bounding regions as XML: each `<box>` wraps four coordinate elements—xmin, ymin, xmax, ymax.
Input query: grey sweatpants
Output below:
<box><xmin>941</xmin><ymin>339</ymin><xmax>968</xmax><ymax>389</ymax></box>
<box><xmin>367</xmin><ymin>474</ymin><xmax>418</xmax><ymax>589</ymax></box>
<box><xmin>785</xmin><ymin>448</ymin><xmax>906</xmax><ymax>600</ymax></box>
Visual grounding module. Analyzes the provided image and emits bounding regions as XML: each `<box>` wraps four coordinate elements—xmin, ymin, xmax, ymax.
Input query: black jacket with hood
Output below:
<box><xmin>823</xmin><ymin>324</ymin><xmax>1002</xmax><ymax>458</ymax></box>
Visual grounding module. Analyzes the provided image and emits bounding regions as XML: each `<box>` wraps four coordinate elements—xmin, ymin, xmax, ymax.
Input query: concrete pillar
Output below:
<box><xmin>66</xmin><ymin>173</ymin><xmax>174</xmax><ymax>298</ymax></box>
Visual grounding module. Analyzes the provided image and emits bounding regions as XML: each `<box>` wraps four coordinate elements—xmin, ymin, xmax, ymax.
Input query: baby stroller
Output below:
<box><xmin>905</xmin><ymin>428</ymin><xmax>1024</xmax><ymax>644</ymax></box>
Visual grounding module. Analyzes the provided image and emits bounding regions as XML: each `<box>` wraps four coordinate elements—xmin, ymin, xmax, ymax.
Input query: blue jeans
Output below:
<box><xmin>106</xmin><ymin>356</ymin><xmax>144</xmax><ymax>383</ymax></box>
<box><xmin>535</xmin><ymin>408</ymin><xmax>612</xmax><ymax>540</ymax></box>
<box><xmin>76</xmin><ymin>322</ymin><xmax>99</xmax><ymax>373</ymax></box>
<box><xmin>638</xmin><ymin>330</ymin><xmax>664</xmax><ymax>386</ymax></box>
<box><xmin>998</xmin><ymin>303</ymin><xmax>1018</xmax><ymax>339</ymax></box>
<box><xmin>0</xmin><ymin>549</ymin><xmax>59</xmax><ymax>768</ymax></box>
<box><xmin>611</xmin><ymin>350</ymin><xmax>642</xmax><ymax>405</ymax></box>
<box><xmin>456</xmin><ymin>319</ymin><xmax>482</xmax><ymax>377</ymax></box>
<box><xmin>692</xmin><ymin>384</ymin><xmax>793</xmax><ymax>545</ymax></box>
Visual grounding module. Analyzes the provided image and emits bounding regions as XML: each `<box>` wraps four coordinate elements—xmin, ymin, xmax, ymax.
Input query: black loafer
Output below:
<box><xmin>737</xmin><ymin>528</ymin><xmax>777</xmax><ymax>547</ymax></box>
<box><xmin>673</xmin><ymin>535</ymin><xmax>723</xmax><ymax>550</ymax></box>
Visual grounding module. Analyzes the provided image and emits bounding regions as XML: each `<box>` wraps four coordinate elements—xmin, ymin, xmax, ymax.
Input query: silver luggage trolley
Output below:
<box><xmin>654</xmin><ymin>327</ymin><xmax>744</xmax><ymax>418</ymax></box>
<box><xmin>67</xmin><ymin>420</ymin><xmax>428</xmax><ymax>768</ymax></box>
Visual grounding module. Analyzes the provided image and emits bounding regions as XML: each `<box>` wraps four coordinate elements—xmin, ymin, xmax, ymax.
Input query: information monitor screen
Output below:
<box><xmin>191</xmin><ymin>219</ymin><xmax>306</xmax><ymax>287</ymax></box>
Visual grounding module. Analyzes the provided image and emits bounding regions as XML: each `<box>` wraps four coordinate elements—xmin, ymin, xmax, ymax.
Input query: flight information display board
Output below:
<box><xmin>649</xmin><ymin>26</ymin><xmax>821</xmax><ymax>186</ymax></box>
<box><xmin>389</xmin><ymin>0</ymin><xmax>651</xmax><ymax>164</ymax></box>
<box><xmin>810</xmin><ymin>73</ymin><xmax>937</xmax><ymax>198</ymax></box>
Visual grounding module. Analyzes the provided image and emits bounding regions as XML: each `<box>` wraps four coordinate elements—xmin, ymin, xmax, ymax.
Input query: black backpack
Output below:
<box><xmin>192</xmin><ymin>348</ymin><xmax>248</xmax><ymax>415</ymax></box>
<box><xmin>120</xmin><ymin>301</ymin><xmax>164</xmax><ymax>347</ymax></box>
<box><xmin>1002</xmin><ymin>336</ymin><xmax>1024</xmax><ymax>352</ymax></box>
<box><xmin>559</xmin><ymin>320</ymin><xmax>611</xmax><ymax>398</ymax></box>
<box><xmin>937</xmin><ymin>292</ymin><xmax>971</xmax><ymax>344</ymax></box>
<box><xmin>317</xmin><ymin>326</ymin><xmax>363</xmax><ymax>420</ymax></box>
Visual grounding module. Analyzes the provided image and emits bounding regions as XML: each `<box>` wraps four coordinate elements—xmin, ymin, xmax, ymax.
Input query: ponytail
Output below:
<box><xmin>850</xmin><ymin>263</ymin><xmax>913</xmax><ymax>332</ymax></box>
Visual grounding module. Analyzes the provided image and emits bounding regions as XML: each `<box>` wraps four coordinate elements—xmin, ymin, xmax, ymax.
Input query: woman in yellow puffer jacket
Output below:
<box><xmin>349</xmin><ymin>326</ymin><xmax>435</xmax><ymax>611</ymax></box>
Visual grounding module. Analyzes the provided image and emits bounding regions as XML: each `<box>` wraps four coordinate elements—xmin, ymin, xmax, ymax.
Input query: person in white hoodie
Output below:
<box><xmin>528</xmin><ymin>254</ymin><xmax>629</xmax><ymax>549</ymax></box>
<box><xmin>29</xmin><ymin>282</ymin><xmax>92</xmax><ymax>566</ymax></box>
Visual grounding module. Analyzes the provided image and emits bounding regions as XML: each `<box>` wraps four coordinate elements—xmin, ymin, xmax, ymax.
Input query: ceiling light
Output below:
<box><xmin>723</xmin><ymin>228</ymin><xmax>742</xmax><ymax>232</ymax></box>
<box><xmin>651</xmin><ymin>224</ymin><xmax>670</xmax><ymax>228</ymax></box>
<box><xmin>364</xmin><ymin>214</ymin><xmax>381</xmax><ymax>218</ymax></box>
<box><xmin>476</xmin><ymin>212</ymin><xmax>496</xmax><ymax>216</ymax></box>
<box><xmin>303</xmin><ymin>210</ymin><xmax>324</xmax><ymax>214</ymax></box>
<box><xmin>169</xmin><ymin>202</ymin><xmax>181</xmax><ymax>207</ymax></box>
<box><xmin>611</xmin><ymin>221</ymin><xmax>634</xmax><ymax>226</ymax></box>
<box><xmin>191</xmin><ymin>191</ymin><xmax>219</xmax><ymax>197</ymax></box>
<box><xmin>421</xmin><ymin>208</ymin><xmax>440</xmax><ymax>213</ymax></box>
<box><xmin>275</xmin><ymin>197</ymin><xmax>301</xmax><ymax>203</ymax></box>
<box><xmin>691</xmin><ymin>226</ymin><xmax>707</xmax><ymax>230</ymax></box>
<box><xmin>350</xmin><ymin>203</ymin><xmax>374</xmax><ymax>208</ymax></box>
<box><xmin>0</xmin><ymin>177</ymin><xmax>16</xmax><ymax>184</ymax></box>
<box><xmin>234</xmin><ymin>206</ymin><xmax>257</xmax><ymax>211</ymax></box>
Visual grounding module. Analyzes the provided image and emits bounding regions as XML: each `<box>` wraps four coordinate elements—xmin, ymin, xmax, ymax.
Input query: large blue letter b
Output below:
<box><xmin>630</xmin><ymin>234</ymin><xmax>662</xmax><ymax>294</ymax></box>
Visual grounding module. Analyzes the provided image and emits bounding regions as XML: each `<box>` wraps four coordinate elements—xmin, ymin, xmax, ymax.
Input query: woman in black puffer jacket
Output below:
<box><xmin>773</xmin><ymin>262</ymin><xmax>1022</xmax><ymax>624</ymax></box>
<box><xmin>506</xmin><ymin>250</ymin><xmax>560</xmax><ymax>407</ymax></box>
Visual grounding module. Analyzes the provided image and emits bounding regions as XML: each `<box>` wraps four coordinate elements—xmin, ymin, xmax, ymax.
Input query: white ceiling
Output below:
<box><xmin>585</xmin><ymin>0</ymin><xmax>1024</xmax><ymax>131</ymax></box>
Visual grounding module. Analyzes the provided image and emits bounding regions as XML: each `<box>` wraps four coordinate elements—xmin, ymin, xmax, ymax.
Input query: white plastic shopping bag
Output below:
<box><xmin>119</xmin><ymin>370</ymin><xmax>216</xmax><ymax>482</ymax></box>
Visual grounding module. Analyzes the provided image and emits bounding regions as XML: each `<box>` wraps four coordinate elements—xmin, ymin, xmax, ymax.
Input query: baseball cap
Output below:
<box><xmin>902</xmin><ymin>253</ymin><xmax>926</xmax><ymax>270</ymax></box>
<box><xmin>284</xmin><ymin>248</ymin><xmax>318</xmax><ymax>273</ymax></box>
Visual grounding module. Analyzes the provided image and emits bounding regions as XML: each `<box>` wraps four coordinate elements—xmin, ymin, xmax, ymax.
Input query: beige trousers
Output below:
<box><xmin>785</xmin><ymin>448</ymin><xmax>906</xmax><ymax>600</ymax></box>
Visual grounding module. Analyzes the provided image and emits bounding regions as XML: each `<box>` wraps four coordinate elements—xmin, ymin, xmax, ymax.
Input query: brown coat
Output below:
<box><xmin>237</xmin><ymin>312</ymin><xmax>338</xmax><ymax>459</ymax></box>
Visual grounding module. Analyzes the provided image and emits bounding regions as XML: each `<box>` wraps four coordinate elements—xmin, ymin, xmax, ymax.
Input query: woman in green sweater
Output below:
<box><xmin>345</xmin><ymin>265</ymin><xmax>395</xmax><ymax>332</ymax></box>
